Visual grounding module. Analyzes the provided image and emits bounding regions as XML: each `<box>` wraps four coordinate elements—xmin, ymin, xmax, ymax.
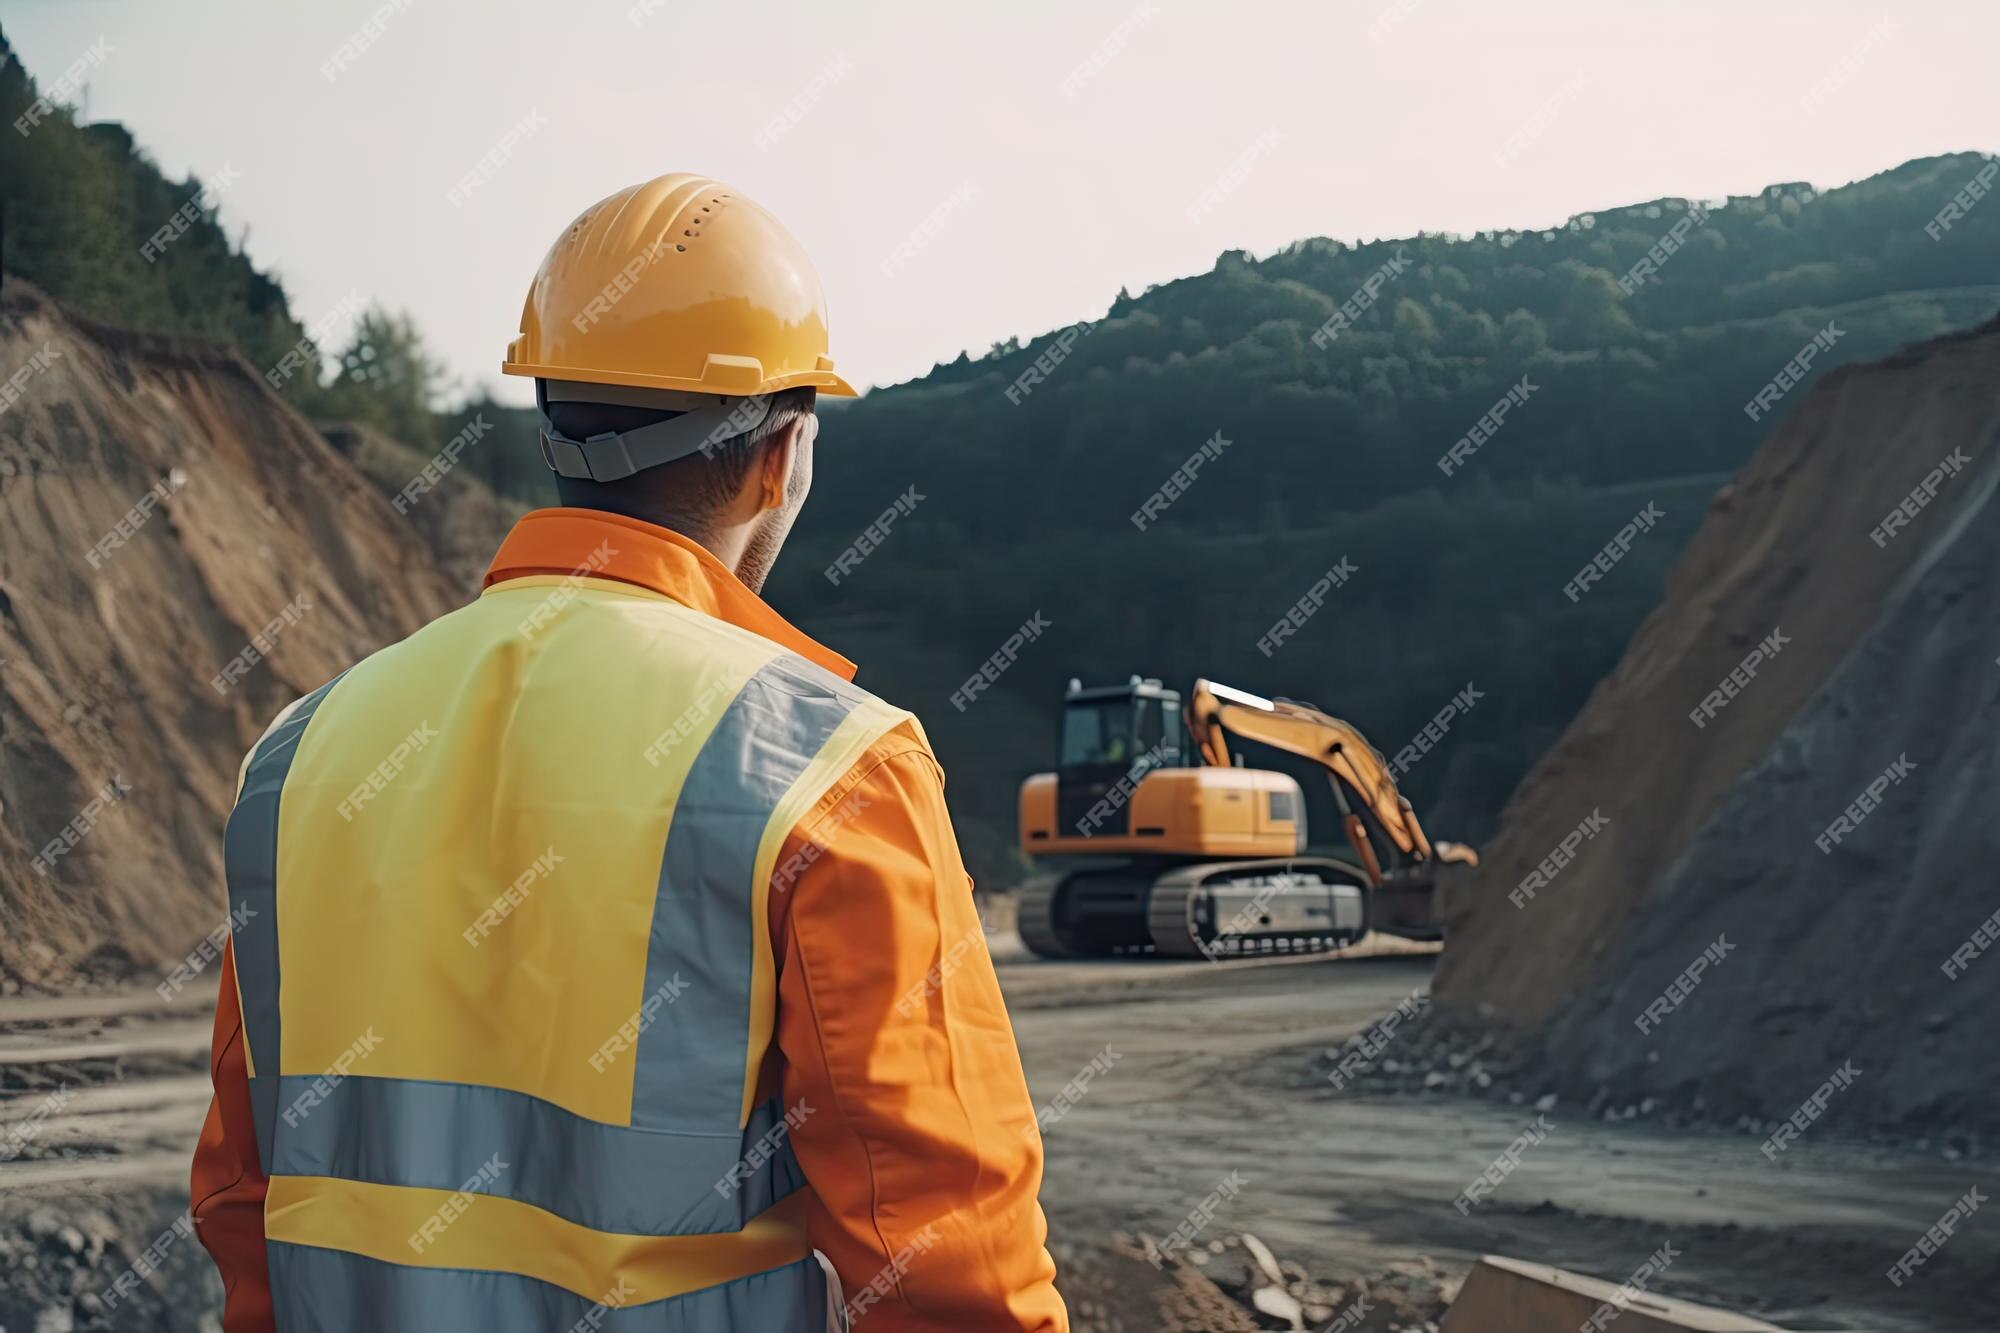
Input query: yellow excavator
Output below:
<box><xmin>1016</xmin><ymin>677</ymin><xmax>1478</xmax><ymax>958</ymax></box>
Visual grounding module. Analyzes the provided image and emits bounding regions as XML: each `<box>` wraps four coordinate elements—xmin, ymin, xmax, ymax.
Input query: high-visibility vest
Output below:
<box><xmin>224</xmin><ymin>573</ymin><xmax>908</xmax><ymax>1330</ymax></box>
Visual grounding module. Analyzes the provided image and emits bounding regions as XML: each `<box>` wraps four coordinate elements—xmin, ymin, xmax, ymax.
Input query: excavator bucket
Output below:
<box><xmin>1440</xmin><ymin>1256</ymin><xmax>1784</xmax><ymax>1332</ymax></box>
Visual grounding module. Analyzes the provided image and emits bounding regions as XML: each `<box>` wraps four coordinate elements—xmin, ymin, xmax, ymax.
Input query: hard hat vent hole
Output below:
<box><xmin>676</xmin><ymin>244</ymin><xmax>687</xmax><ymax>252</ymax></box>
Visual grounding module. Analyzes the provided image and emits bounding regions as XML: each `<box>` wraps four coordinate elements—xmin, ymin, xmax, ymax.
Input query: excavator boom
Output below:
<box><xmin>1186</xmin><ymin>679</ymin><xmax>1475</xmax><ymax>880</ymax></box>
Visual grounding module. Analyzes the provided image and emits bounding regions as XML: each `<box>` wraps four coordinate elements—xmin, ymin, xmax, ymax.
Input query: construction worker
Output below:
<box><xmin>191</xmin><ymin>173</ymin><xmax>1069</xmax><ymax>1332</ymax></box>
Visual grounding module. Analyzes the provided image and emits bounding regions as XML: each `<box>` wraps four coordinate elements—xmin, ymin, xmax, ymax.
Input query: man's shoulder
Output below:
<box><xmin>777</xmin><ymin>715</ymin><xmax>940</xmax><ymax>879</ymax></box>
<box><xmin>717</xmin><ymin>637</ymin><xmax>916</xmax><ymax>731</ymax></box>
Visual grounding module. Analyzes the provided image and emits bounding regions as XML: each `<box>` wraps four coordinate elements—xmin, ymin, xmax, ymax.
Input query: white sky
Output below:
<box><xmin>7</xmin><ymin>0</ymin><xmax>1996</xmax><ymax>405</ymax></box>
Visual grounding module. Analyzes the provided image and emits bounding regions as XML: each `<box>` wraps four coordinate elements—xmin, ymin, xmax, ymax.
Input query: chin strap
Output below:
<box><xmin>535</xmin><ymin>380</ymin><xmax>770</xmax><ymax>483</ymax></box>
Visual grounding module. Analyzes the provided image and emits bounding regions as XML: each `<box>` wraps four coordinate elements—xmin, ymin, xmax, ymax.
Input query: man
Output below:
<box><xmin>192</xmin><ymin>173</ymin><xmax>1068</xmax><ymax>1332</ymax></box>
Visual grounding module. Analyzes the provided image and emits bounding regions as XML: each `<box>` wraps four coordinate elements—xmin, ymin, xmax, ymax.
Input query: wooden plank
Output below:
<box><xmin>1441</xmin><ymin>1255</ymin><xmax>1785</xmax><ymax>1333</ymax></box>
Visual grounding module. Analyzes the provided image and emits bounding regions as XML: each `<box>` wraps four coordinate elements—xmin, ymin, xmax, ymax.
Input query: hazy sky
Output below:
<box><xmin>8</xmin><ymin>1</ymin><xmax>1995</xmax><ymax>405</ymax></box>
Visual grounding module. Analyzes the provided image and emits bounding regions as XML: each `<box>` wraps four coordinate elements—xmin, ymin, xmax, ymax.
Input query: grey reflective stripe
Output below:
<box><xmin>634</xmin><ymin>655</ymin><xmax>869</xmax><ymax>1133</ymax></box>
<box><xmin>268</xmin><ymin>1246</ymin><xmax>825</xmax><ymax>1333</ymax></box>
<box><xmin>224</xmin><ymin>674</ymin><xmax>345</xmax><ymax>1175</ymax></box>
<box><xmin>265</xmin><ymin>1077</ymin><xmax>803</xmax><ymax>1236</ymax></box>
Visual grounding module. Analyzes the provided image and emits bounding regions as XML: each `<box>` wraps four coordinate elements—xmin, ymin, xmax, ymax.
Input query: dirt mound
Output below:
<box><xmin>1434</xmin><ymin>313</ymin><xmax>2000</xmax><ymax>1134</ymax></box>
<box><xmin>1535</xmin><ymin>456</ymin><xmax>1999</xmax><ymax>1134</ymax></box>
<box><xmin>0</xmin><ymin>278</ymin><xmax>460</xmax><ymax>990</ymax></box>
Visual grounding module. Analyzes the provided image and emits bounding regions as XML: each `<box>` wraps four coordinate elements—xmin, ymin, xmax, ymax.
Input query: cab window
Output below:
<box><xmin>1060</xmin><ymin>700</ymin><xmax>1137</xmax><ymax>768</ymax></box>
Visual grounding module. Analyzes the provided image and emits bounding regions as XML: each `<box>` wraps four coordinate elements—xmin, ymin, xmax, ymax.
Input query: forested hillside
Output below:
<box><xmin>771</xmin><ymin>151</ymin><xmax>2000</xmax><ymax>876</ymax></box>
<box><xmin>7</xmin><ymin>25</ymin><xmax>1993</xmax><ymax>882</ymax></box>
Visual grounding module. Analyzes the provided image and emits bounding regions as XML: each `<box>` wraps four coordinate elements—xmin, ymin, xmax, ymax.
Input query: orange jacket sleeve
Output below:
<box><xmin>772</xmin><ymin>731</ymin><xmax>1068</xmax><ymax>1332</ymax></box>
<box><xmin>190</xmin><ymin>939</ymin><xmax>276</xmax><ymax>1333</ymax></box>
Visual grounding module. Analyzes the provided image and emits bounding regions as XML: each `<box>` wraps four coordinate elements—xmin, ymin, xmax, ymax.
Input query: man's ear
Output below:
<box><xmin>754</xmin><ymin>417</ymin><xmax>808</xmax><ymax>512</ymax></box>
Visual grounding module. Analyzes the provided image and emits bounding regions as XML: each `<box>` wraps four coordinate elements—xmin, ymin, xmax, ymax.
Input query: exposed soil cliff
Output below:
<box><xmin>0</xmin><ymin>278</ymin><xmax>461</xmax><ymax>989</ymax></box>
<box><xmin>1436</xmin><ymin>314</ymin><xmax>2000</xmax><ymax>1134</ymax></box>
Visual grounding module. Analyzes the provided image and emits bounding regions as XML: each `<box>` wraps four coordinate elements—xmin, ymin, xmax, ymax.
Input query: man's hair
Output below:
<box><xmin>548</xmin><ymin>385</ymin><xmax>815</xmax><ymax>528</ymax></box>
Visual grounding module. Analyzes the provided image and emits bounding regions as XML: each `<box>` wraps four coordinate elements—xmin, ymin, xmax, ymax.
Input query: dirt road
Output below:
<box><xmin>0</xmin><ymin>983</ymin><xmax>222</xmax><ymax>1328</ymax></box>
<box><xmin>3</xmin><ymin>948</ymin><xmax>1992</xmax><ymax>1330</ymax></box>
<box><xmin>0</xmin><ymin>982</ymin><xmax>211</xmax><ymax>1189</ymax></box>
<box><xmin>999</xmin><ymin>941</ymin><xmax>1997</xmax><ymax>1331</ymax></box>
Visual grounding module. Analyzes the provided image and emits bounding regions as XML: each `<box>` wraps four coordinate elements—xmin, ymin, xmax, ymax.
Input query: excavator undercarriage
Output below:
<box><xmin>1017</xmin><ymin>858</ymin><xmax>1371</xmax><ymax>959</ymax></box>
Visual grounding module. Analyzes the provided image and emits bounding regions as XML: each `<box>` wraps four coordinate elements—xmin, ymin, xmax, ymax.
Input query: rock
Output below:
<box><xmin>1239</xmin><ymin>1232</ymin><xmax>1286</xmax><ymax>1288</ymax></box>
<box><xmin>1251</xmin><ymin>1284</ymin><xmax>1305</xmax><ymax>1329</ymax></box>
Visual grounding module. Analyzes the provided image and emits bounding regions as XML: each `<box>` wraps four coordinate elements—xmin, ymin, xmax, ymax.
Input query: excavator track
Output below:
<box><xmin>1016</xmin><ymin>858</ymin><xmax>1374</xmax><ymax>960</ymax></box>
<box><xmin>1017</xmin><ymin>866</ymin><xmax>1160</xmax><ymax>959</ymax></box>
<box><xmin>1146</xmin><ymin>858</ymin><xmax>1370</xmax><ymax>959</ymax></box>
<box><xmin>1015</xmin><ymin>873</ymin><xmax>1076</xmax><ymax>959</ymax></box>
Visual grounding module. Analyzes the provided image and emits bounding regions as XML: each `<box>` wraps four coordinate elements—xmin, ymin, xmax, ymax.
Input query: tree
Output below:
<box><xmin>309</xmin><ymin>308</ymin><xmax>443</xmax><ymax>448</ymax></box>
<box><xmin>1392</xmin><ymin>298</ymin><xmax>1439</xmax><ymax>355</ymax></box>
<box><xmin>1499</xmin><ymin>309</ymin><xmax>1549</xmax><ymax>361</ymax></box>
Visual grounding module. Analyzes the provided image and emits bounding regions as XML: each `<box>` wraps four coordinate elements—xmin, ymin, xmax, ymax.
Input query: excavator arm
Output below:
<box><xmin>1184</xmin><ymin>679</ymin><xmax>1477</xmax><ymax>885</ymax></box>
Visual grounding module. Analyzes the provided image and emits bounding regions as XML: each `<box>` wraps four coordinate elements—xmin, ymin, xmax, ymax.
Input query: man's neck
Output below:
<box><xmin>574</xmin><ymin>499</ymin><xmax>744</xmax><ymax>578</ymax></box>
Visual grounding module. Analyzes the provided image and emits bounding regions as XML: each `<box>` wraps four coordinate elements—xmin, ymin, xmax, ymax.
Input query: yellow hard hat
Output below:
<box><xmin>501</xmin><ymin>173</ymin><xmax>855</xmax><ymax>399</ymax></box>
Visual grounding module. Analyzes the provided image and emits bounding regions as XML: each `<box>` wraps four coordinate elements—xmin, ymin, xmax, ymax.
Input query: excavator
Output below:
<box><xmin>1016</xmin><ymin>677</ymin><xmax>1479</xmax><ymax>959</ymax></box>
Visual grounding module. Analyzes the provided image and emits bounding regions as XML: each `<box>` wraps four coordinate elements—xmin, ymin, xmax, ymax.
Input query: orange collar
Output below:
<box><xmin>482</xmin><ymin>507</ymin><xmax>857</xmax><ymax>682</ymax></box>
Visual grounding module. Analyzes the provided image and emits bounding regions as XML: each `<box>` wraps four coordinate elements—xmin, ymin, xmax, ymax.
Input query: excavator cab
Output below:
<box><xmin>1053</xmin><ymin>677</ymin><xmax>1181</xmax><ymax>835</ymax></box>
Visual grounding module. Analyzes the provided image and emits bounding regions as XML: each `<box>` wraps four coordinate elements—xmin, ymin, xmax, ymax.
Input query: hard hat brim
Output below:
<box><xmin>500</xmin><ymin>358</ymin><xmax>856</xmax><ymax>398</ymax></box>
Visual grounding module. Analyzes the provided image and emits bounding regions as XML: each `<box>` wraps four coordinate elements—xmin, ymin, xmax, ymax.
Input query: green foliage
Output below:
<box><xmin>1391</xmin><ymin>298</ymin><xmax>1439</xmax><ymax>354</ymax></box>
<box><xmin>299</xmin><ymin>308</ymin><xmax>442</xmax><ymax>448</ymax></box>
<box><xmin>0</xmin><ymin>38</ymin><xmax>305</xmax><ymax>377</ymax></box>
<box><xmin>770</xmin><ymin>151</ymin><xmax>2000</xmax><ymax>882</ymax></box>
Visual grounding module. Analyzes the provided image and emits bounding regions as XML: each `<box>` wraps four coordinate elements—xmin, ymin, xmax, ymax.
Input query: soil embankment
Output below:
<box><xmin>0</xmin><ymin>279</ymin><xmax>461</xmax><ymax>989</ymax></box>
<box><xmin>1435</xmin><ymin>315</ymin><xmax>2000</xmax><ymax>1136</ymax></box>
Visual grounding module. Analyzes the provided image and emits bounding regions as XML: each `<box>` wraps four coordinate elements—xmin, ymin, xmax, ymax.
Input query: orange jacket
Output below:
<box><xmin>192</xmin><ymin>508</ymin><xmax>1068</xmax><ymax>1331</ymax></box>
